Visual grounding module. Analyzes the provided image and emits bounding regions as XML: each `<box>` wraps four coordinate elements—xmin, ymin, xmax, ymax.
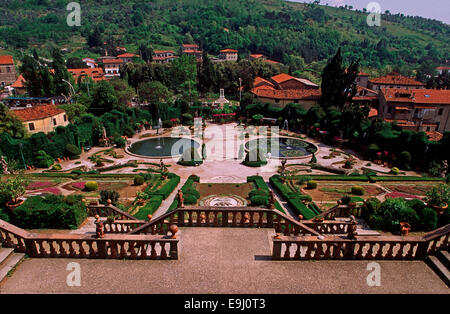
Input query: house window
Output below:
<box><xmin>426</xmin><ymin>127</ymin><xmax>431</xmax><ymax>132</ymax></box>
<box><xmin>53</xmin><ymin>118</ymin><xmax>57</xmax><ymax>126</ymax></box>
<box><xmin>438</xmin><ymin>108</ymin><xmax>443</xmax><ymax>115</ymax></box>
<box><xmin>64</xmin><ymin>114</ymin><xmax>67</xmax><ymax>122</ymax></box>
<box><xmin>6</xmin><ymin>67</ymin><xmax>10</xmax><ymax>73</ymax></box>
<box><xmin>29</xmin><ymin>123</ymin><xmax>35</xmax><ymax>131</ymax></box>
<box><xmin>275</xmin><ymin>99</ymin><xmax>280</xmax><ymax>103</ymax></box>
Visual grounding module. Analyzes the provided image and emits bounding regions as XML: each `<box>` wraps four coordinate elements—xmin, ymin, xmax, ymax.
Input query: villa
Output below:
<box><xmin>0</xmin><ymin>55</ymin><xmax>16</xmax><ymax>87</ymax></box>
<box><xmin>10</xmin><ymin>104</ymin><xmax>69</xmax><ymax>134</ymax></box>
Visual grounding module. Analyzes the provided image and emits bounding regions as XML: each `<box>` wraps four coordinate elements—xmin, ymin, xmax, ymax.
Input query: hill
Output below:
<box><xmin>0</xmin><ymin>0</ymin><xmax>449</xmax><ymax>78</ymax></box>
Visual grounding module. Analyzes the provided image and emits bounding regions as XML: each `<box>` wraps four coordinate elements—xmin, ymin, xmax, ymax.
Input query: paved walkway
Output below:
<box><xmin>1</xmin><ymin>228</ymin><xmax>448</xmax><ymax>294</ymax></box>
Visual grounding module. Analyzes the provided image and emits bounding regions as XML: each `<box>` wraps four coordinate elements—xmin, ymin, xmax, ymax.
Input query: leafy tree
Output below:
<box><xmin>52</xmin><ymin>48</ymin><xmax>72</xmax><ymax>97</ymax></box>
<box><xmin>58</xmin><ymin>103</ymin><xmax>87</xmax><ymax>122</ymax></box>
<box><xmin>0</xmin><ymin>103</ymin><xmax>27</xmax><ymax>139</ymax></box>
<box><xmin>320</xmin><ymin>48</ymin><xmax>359</xmax><ymax>112</ymax></box>
<box><xmin>138</xmin><ymin>81</ymin><xmax>171</xmax><ymax>105</ymax></box>
<box><xmin>89</xmin><ymin>80</ymin><xmax>118</xmax><ymax>116</ymax></box>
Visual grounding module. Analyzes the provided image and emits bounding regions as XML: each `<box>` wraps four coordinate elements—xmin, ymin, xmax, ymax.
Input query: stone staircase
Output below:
<box><xmin>426</xmin><ymin>249</ymin><xmax>450</xmax><ymax>287</ymax></box>
<box><xmin>0</xmin><ymin>247</ymin><xmax>25</xmax><ymax>283</ymax></box>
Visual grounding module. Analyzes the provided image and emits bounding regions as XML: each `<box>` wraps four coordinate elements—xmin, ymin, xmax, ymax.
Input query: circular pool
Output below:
<box><xmin>127</xmin><ymin>137</ymin><xmax>200</xmax><ymax>158</ymax></box>
<box><xmin>245</xmin><ymin>136</ymin><xmax>318</xmax><ymax>158</ymax></box>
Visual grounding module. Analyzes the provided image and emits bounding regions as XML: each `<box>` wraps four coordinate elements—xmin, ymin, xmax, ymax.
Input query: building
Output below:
<box><xmin>117</xmin><ymin>53</ymin><xmax>139</xmax><ymax>63</ymax></box>
<box><xmin>435</xmin><ymin>66</ymin><xmax>450</xmax><ymax>75</ymax></box>
<box><xmin>219</xmin><ymin>49</ymin><xmax>238</xmax><ymax>62</ymax></box>
<box><xmin>67</xmin><ymin>68</ymin><xmax>105</xmax><ymax>83</ymax></box>
<box><xmin>270</xmin><ymin>73</ymin><xmax>319</xmax><ymax>90</ymax></box>
<box><xmin>352</xmin><ymin>86</ymin><xmax>379</xmax><ymax>107</ymax></box>
<box><xmin>152</xmin><ymin>50</ymin><xmax>177</xmax><ymax>63</ymax></box>
<box><xmin>11</xmin><ymin>104</ymin><xmax>69</xmax><ymax>134</ymax></box>
<box><xmin>252</xmin><ymin>89</ymin><xmax>321</xmax><ymax>109</ymax></box>
<box><xmin>82</xmin><ymin>58</ymin><xmax>97</xmax><ymax>68</ymax></box>
<box><xmin>355</xmin><ymin>72</ymin><xmax>369</xmax><ymax>88</ymax></box>
<box><xmin>0</xmin><ymin>55</ymin><xmax>16</xmax><ymax>87</ymax></box>
<box><xmin>368</xmin><ymin>73</ymin><xmax>425</xmax><ymax>91</ymax></box>
<box><xmin>181</xmin><ymin>44</ymin><xmax>203</xmax><ymax>62</ymax></box>
<box><xmin>10</xmin><ymin>74</ymin><xmax>26</xmax><ymax>95</ymax></box>
<box><xmin>249</xmin><ymin>53</ymin><xmax>280</xmax><ymax>65</ymax></box>
<box><xmin>100</xmin><ymin>58</ymin><xmax>124</xmax><ymax>79</ymax></box>
<box><xmin>379</xmin><ymin>88</ymin><xmax>450</xmax><ymax>133</ymax></box>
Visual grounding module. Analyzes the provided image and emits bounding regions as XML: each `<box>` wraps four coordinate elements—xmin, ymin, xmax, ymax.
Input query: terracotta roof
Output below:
<box><xmin>117</xmin><ymin>53</ymin><xmax>138</xmax><ymax>58</ymax></box>
<box><xmin>0</xmin><ymin>55</ymin><xmax>13</xmax><ymax>65</ymax></box>
<box><xmin>250</xmin><ymin>54</ymin><xmax>265</xmax><ymax>59</ymax></box>
<box><xmin>358</xmin><ymin>72</ymin><xmax>369</xmax><ymax>76</ymax></box>
<box><xmin>436</xmin><ymin>66</ymin><xmax>450</xmax><ymax>71</ymax></box>
<box><xmin>253</xmin><ymin>76</ymin><xmax>275</xmax><ymax>88</ymax></box>
<box><xmin>182</xmin><ymin>44</ymin><xmax>199</xmax><ymax>48</ymax></box>
<box><xmin>368</xmin><ymin>108</ymin><xmax>378</xmax><ymax>118</ymax></box>
<box><xmin>395</xmin><ymin>106</ymin><xmax>410</xmax><ymax>111</ymax></box>
<box><xmin>252</xmin><ymin>88</ymin><xmax>321</xmax><ymax>100</ymax></box>
<box><xmin>264</xmin><ymin>59</ymin><xmax>280</xmax><ymax>64</ymax></box>
<box><xmin>11</xmin><ymin>74</ymin><xmax>25</xmax><ymax>88</ymax></box>
<box><xmin>382</xmin><ymin>88</ymin><xmax>450</xmax><ymax>105</ymax></box>
<box><xmin>220</xmin><ymin>49</ymin><xmax>238</xmax><ymax>53</ymax></box>
<box><xmin>102</xmin><ymin>58</ymin><xmax>124</xmax><ymax>64</ymax></box>
<box><xmin>12</xmin><ymin>104</ymin><xmax>65</xmax><ymax>122</ymax></box>
<box><xmin>271</xmin><ymin>73</ymin><xmax>317</xmax><ymax>87</ymax></box>
<box><xmin>426</xmin><ymin>131</ymin><xmax>443</xmax><ymax>142</ymax></box>
<box><xmin>369</xmin><ymin>73</ymin><xmax>425</xmax><ymax>86</ymax></box>
<box><xmin>68</xmin><ymin>68</ymin><xmax>105</xmax><ymax>82</ymax></box>
<box><xmin>154</xmin><ymin>50</ymin><xmax>174</xmax><ymax>54</ymax></box>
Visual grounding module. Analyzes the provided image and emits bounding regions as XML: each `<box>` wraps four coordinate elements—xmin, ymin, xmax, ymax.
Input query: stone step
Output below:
<box><xmin>0</xmin><ymin>247</ymin><xmax>14</xmax><ymax>266</ymax></box>
<box><xmin>0</xmin><ymin>252</ymin><xmax>25</xmax><ymax>283</ymax></box>
<box><xmin>436</xmin><ymin>250</ymin><xmax>450</xmax><ymax>269</ymax></box>
<box><xmin>426</xmin><ymin>255</ymin><xmax>450</xmax><ymax>288</ymax></box>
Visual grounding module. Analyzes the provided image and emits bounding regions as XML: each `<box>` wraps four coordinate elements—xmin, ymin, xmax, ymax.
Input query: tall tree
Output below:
<box><xmin>198</xmin><ymin>51</ymin><xmax>215</xmax><ymax>93</ymax></box>
<box><xmin>89</xmin><ymin>80</ymin><xmax>118</xmax><ymax>116</ymax></box>
<box><xmin>320</xmin><ymin>48</ymin><xmax>359</xmax><ymax>112</ymax></box>
<box><xmin>0</xmin><ymin>103</ymin><xmax>27</xmax><ymax>139</ymax></box>
<box><xmin>52</xmin><ymin>48</ymin><xmax>72</xmax><ymax>97</ymax></box>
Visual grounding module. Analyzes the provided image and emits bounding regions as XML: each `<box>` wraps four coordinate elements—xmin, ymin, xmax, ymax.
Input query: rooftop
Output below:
<box><xmin>382</xmin><ymin>88</ymin><xmax>450</xmax><ymax>105</ymax></box>
<box><xmin>252</xmin><ymin>88</ymin><xmax>322</xmax><ymax>100</ymax></box>
<box><xmin>0</xmin><ymin>55</ymin><xmax>14</xmax><ymax>65</ymax></box>
<box><xmin>369</xmin><ymin>73</ymin><xmax>425</xmax><ymax>86</ymax></box>
<box><xmin>11</xmin><ymin>104</ymin><xmax>65</xmax><ymax>122</ymax></box>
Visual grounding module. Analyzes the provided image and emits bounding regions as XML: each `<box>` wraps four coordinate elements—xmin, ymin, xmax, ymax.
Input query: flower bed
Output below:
<box><xmin>26</xmin><ymin>181</ymin><xmax>56</xmax><ymax>190</ymax></box>
<box><xmin>385</xmin><ymin>192</ymin><xmax>424</xmax><ymax>200</ymax></box>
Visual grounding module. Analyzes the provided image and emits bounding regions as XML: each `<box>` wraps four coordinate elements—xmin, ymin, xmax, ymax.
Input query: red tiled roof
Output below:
<box><xmin>12</xmin><ymin>104</ymin><xmax>65</xmax><ymax>122</ymax></box>
<box><xmin>271</xmin><ymin>73</ymin><xmax>297</xmax><ymax>84</ymax></box>
<box><xmin>220</xmin><ymin>49</ymin><xmax>238</xmax><ymax>53</ymax></box>
<box><xmin>383</xmin><ymin>119</ymin><xmax>415</xmax><ymax>127</ymax></box>
<box><xmin>154</xmin><ymin>50</ymin><xmax>174</xmax><ymax>54</ymax></box>
<box><xmin>368</xmin><ymin>108</ymin><xmax>378</xmax><ymax>117</ymax></box>
<box><xmin>102</xmin><ymin>58</ymin><xmax>124</xmax><ymax>64</ymax></box>
<box><xmin>369</xmin><ymin>73</ymin><xmax>425</xmax><ymax>86</ymax></box>
<box><xmin>250</xmin><ymin>54</ymin><xmax>264</xmax><ymax>59</ymax></box>
<box><xmin>382</xmin><ymin>88</ymin><xmax>450</xmax><ymax>105</ymax></box>
<box><xmin>264</xmin><ymin>59</ymin><xmax>280</xmax><ymax>64</ymax></box>
<box><xmin>11</xmin><ymin>74</ymin><xmax>25</xmax><ymax>88</ymax></box>
<box><xmin>252</xmin><ymin>88</ymin><xmax>321</xmax><ymax>100</ymax></box>
<box><xmin>117</xmin><ymin>53</ymin><xmax>138</xmax><ymax>58</ymax></box>
<box><xmin>426</xmin><ymin>131</ymin><xmax>443</xmax><ymax>142</ymax></box>
<box><xmin>0</xmin><ymin>55</ymin><xmax>13</xmax><ymax>65</ymax></box>
<box><xmin>436</xmin><ymin>66</ymin><xmax>450</xmax><ymax>71</ymax></box>
<box><xmin>68</xmin><ymin>68</ymin><xmax>105</xmax><ymax>82</ymax></box>
<box><xmin>358</xmin><ymin>72</ymin><xmax>369</xmax><ymax>76</ymax></box>
<box><xmin>253</xmin><ymin>76</ymin><xmax>275</xmax><ymax>88</ymax></box>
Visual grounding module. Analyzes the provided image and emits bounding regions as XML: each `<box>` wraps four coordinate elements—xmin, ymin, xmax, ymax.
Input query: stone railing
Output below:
<box><xmin>87</xmin><ymin>204</ymin><xmax>138</xmax><ymax>221</ymax></box>
<box><xmin>129</xmin><ymin>206</ymin><xmax>321</xmax><ymax>236</ymax></box>
<box><xmin>272</xmin><ymin>224</ymin><xmax>450</xmax><ymax>260</ymax></box>
<box><xmin>302</xmin><ymin>221</ymin><xmax>350</xmax><ymax>235</ymax></box>
<box><xmin>312</xmin><ymin>205</ymin><xmax>363</xmax><ymax>221</ymax></box>
<box><xmin>0</xmin><ymin>219</ymin><xmax>178</xmax><ymax>260</ymax></box>
<box><xmin>103</xmin><ymin>220</ymin><xmax>148</xmax><ymax>234</ymax></box>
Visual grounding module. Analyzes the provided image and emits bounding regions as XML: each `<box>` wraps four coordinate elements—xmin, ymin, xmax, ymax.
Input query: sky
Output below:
<box><xmin>288</xmin><ymin>0</ymin><xmax>450</xmax><ymax>24</ymax></box>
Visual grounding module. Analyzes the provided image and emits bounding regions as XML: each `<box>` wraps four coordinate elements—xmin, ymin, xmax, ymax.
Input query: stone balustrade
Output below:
<box><xmin>103</xmin><ymin>220</ymin><xmax>148</xmax><ymax>234</ymax></box>
<box><xmin>86</xmin><ymin>204</ymin><xmax>137</xmax><ymax>221</ymax></box>
<box><xmin>1</xmin><ymin>219</ymin><xmax>178</xmax><ymax>260</ymax></box>
<box><xmin>130</xmin><ymin>206</ymin><xmax>320</xmax><ymax>236</ymax></box>
<box><xmin>273</xmin><ymin>224</ymin><xmax>450</xmax><ymax>260</ymax></box>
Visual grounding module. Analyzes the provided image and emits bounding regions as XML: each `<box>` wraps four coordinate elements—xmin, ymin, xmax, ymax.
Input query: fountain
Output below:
<box><xmin>155</xmin><ymin>118</ymin><xmax>163</xmax><ymax>149</ymax></box>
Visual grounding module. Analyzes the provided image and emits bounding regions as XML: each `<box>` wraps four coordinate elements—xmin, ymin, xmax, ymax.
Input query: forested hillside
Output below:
<box><xmin>1</xmin><ymin>0</ymin><xmax>449</xmax><ymax>78</ymax></box>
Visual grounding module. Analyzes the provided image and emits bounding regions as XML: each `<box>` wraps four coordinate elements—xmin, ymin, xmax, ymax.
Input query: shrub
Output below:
<box><xmin>100</xmin><ymin>190</ymin><xmax>120</xmax><ymax>205</ymax></box>
<box><xmin>114</xmin><ymin>137</ymin><xmax>126</xmax><ymax>148</ymax></box>
<box><xmin>425</xmin><ymin>184</ymin><xmax>450</xmax><ymax>208</ymax></box>
<box><xmin>84</xmin><ymin>181</ymin><xmax>98</xmax><ymax>191</ymax></box>
<box><xmin>11</xmin><ymin>195</ymin><xmax>86</xmax><ymax>229</ymax></box>
<box><xmin>344</xmin><ymin>160</ymin><xmax>353</xmax><ymax>169</ymax></box>
<box><xmin>178</xmin><ymin>148</ymin><xmax>203</xmax><ymax>166</ymax></box>
<box><xmin>134</xmin><ymin>175</ymin><xmax>145</xmax><ymax>186</ymax></box>
<box><xmin>35</xmin><ymin>150</ymin><xmax>54</xmax><ymax>168</ymax></box>
<box><xmin>417</xmin><ymin>206</ymin><xmax>438</xmax><ymax>231</ymax></box>
<box><xmin>65</xmin><ymin>144</ymin><xmax>81</xmax><ymax>157</ymax></box>
<box><xmin>243</xmin><ymin>149</ymin><xmax>267</xmax><ymax>167</ymax></box>
<box><xmin>133</xmin><ymin>195</ymin><xmax>163</xmax><ymax>220</ymax></box>
<box><xmin>184</xmin><ymin>194</ymin><xmax>198</xmax><ymax>205</ymax></box>
<box><xmin>51</xmin><ymin>164</ymin><xmax>62</xmax><ymax>171</ymax></box>
<box><xmin>297</xmin><ymin>176</ymin><xmax>311</xmax><ymax>185</ymax></box>
<box><xmin>306</xmin><ymin>181</ymin><xmax>317</xmax><ymax>189</ymax></box>
<box><xmin>368</xmin><ymin>198</ymin><xmax>419</xmax><ymax>231</ymax></box>
<box><xmin>184</xmin><ymin>187</ymin><xmax>200</xmax><ymax>199</ymax></box>
<box><xmin>391</xmin><ymin>167</ymin><xmax>400</xmax><ymax>175</ymax></box>
<box><xmin>399</xmin><ymin>151</ymin><xmax>412</xmax><ymax>170</ymax></box>
<box><xmin>351</xmin><ymin>185</ymin><xmax>365</xmax><ymax>196</ymax></box>
<box><xmin>162</xmin><ymin>120</ymin><xmax>173</xmax><ymax>128</ymax></box>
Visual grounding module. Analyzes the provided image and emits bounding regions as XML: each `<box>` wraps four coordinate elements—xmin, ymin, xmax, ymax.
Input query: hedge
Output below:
<box><xmin>133</xmin><ymin>195</ymin><xmax>163</xmax><ymax>220</ymax></box>
<box><xmin>11</xmin><ymin>195</ymin><xmax>87</xmax><ymax>229</ymax></box>
<box><xmin>145</xmin><ymin>173</ymin><xmax>180</xmax><ymax>199</ymax></box>
<box><xmin>269</xmin><ymin>175</ymin><xmax>317</xmax><ymax>219</ymax></box>
<box><xmin>287</xmin><ymin>174</ymin><xmax>446</xmax><ymax>182</ymax></box>
<box><xmin>167</xmin><ymin>175</ymin><xmax>200</xmax><ymax>212</ymax></box>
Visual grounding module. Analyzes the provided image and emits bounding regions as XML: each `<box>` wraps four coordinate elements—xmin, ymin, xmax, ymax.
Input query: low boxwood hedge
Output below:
<box><xmin>133</xmin><ymin>195</ymin><xmax>163</xmax><ymax>220</ymax></box>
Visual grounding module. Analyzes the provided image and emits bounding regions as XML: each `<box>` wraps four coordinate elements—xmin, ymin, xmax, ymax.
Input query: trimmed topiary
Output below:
<box><xmin>178</xmin><ymin>148</ymin><xmax>203</xmax><ymax>166</ymax></box>
<box><xmin>306</xmin><ymin>180</ymin><xmax>317</xmax><ymax>189</ymax></box>
<box><xmin>351</xmin><ymin>185</ymin><xmax>365</xmax><ymax>196</ymax></box>
<box><xmin>391</xmin><ymin>167</ymin><xmax>400</xmax><ymax>175</ymax></box>
<box><xmin>35</xmin><ymin>150</ymin><xmax>54</xmax><ymax>168</ymax></box>
<box><xmin>134</xmin><ymin>175</ymin><xmax>145</xmax><ymax>186</ymax></box>
<box><xmin>100</xmin><ymin>190</ymin><xmax>120</xmax><ymax>205</ymax></box>
<box><xmin>65</xmin><ymin>144</ymin><xmax>81</xmax><ymax>157</ymax></box>
<box><xmin>84</xmin><ymin>181</ymin><xmax>98</xmax><ymax>191</ymax></box>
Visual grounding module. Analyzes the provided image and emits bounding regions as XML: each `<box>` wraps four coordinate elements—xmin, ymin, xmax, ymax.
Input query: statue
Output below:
<box><xmin>95</xmin><ymin>215</ymin><xmax>105</xmax><ymax>239</ymax></box>
<box><xmin>280</xmin><ymin>159</ymin><xmax>287</xmax><ymax>177</ymax></box>
<box><xmin>269</xmin><ymin>190</ymin><xmax>275</xmax><ymax>209</ymax></box>
<box><xmin>177</xmin><ymin>189</ymin><xmax>184</xmax><ymax>208</ymax></box>
<box><xmin>0</xmin><ymin>156</ymin><xmax>9</xmax><ymax>175</ymax></box>
<box><xmin>347</xmin><ymin>215</ymin><xmax>358</xmax><ymax>240</ymax></box>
